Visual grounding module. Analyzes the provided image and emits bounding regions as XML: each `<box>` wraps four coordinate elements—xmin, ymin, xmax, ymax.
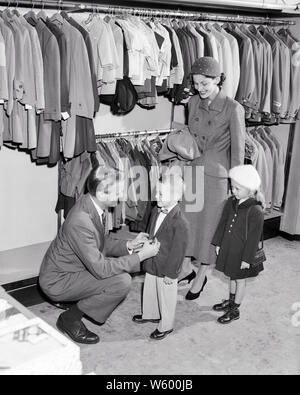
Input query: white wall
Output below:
<box><xmin>0</xmin><ymin>148</ymin><xmax>58</xmax><ymax>251</ymax></box>
<box><xmin>94</xmin><ymin>96</ymin><xmax>181</xmax><ymax>133</ymax></box>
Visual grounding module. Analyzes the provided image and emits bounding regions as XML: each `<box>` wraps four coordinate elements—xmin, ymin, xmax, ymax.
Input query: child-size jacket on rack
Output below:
<box><xmin>57</xmin><ymin>135</ymin><xmax>161</xmax><ymax>231</ymax></box>
<box><xmin>246</xmin><ymin>126</ymin><xmax>285</xmax><ymax>209</ymax></box>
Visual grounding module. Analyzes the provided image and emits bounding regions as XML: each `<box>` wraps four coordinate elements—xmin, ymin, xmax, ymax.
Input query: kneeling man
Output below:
<box><xmin>39</xmin><ymin>166</ymin><xmax>159</xmax><ymax>344</ymax></box>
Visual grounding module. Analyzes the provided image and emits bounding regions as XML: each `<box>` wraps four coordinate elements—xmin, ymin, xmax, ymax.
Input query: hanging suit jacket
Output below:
<box><xmin>39</xmin><ymin>193</ymin><xmax>140</xmax><ymax>298</ymax></box>
<box><xmin>142</xmin><ymin>205</ymin><xmax>189</xmax><ymax>279</ymax></box>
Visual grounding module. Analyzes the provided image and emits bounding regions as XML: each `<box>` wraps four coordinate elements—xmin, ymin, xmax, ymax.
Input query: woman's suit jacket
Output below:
<box><xmin>188</xmin><ymin>90</ymin><xmax>245</xmax><ymax>178</ymax></box>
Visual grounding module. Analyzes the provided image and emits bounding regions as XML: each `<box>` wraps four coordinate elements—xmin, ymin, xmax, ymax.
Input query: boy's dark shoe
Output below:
<box><xmin>217</xmin><ymin>307</ymin><xmax>240</xmax><ymax>324</ymax></box>
<box><xmin>150</xmin><ymin>329</ymin><xmax>173</xmax><ymax>340</ymax></box>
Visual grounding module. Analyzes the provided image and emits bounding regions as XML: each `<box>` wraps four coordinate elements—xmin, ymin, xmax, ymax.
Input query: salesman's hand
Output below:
<box><xmin>127</xmin><ymin>232</ymin><xmax>149</xmax><ymax>252</ymax></box>
<box><xmin>137</xmin><ymin>239</ymin><xmax>160</xmax><ymax>262</ymax></box>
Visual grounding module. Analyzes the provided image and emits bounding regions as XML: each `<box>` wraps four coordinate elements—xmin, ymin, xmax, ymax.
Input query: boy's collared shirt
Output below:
<box><xmin>154</xmin><ymin>203</ymin><xmax>177</xmax><ymax>235</ymax></box>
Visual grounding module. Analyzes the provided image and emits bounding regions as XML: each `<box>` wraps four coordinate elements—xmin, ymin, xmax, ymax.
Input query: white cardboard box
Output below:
<box><xmin>0</xmin><ymin>287</ymin><xmax>82</xmax><ymax>375</ymax></box>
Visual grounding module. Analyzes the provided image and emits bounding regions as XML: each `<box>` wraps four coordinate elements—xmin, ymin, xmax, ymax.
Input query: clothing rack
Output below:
<box><xmin>95</xmin><ymin>128</ymin><xmax>174</xmax><ymax>141</ymax></box>
<box><xmin>0</xmin><ymin>0</ymin><xmax>296</xmax><ymax>26</ymax></box>
<box><xmin>57</xmin><ymin>128</ymin><xmax>173</xmax><ymax>230</ymax></box>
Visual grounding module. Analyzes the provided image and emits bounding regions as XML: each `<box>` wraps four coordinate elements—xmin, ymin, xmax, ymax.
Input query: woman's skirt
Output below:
<box><xmin>181</xmin><ymin>165</ymin><xmax>228</xmax><ymax>265</ymax></box>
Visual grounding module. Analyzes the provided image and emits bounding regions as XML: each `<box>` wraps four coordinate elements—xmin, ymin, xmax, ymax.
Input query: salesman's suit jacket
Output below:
<box><xmin>142</xmin><ymin>205</ymin><xmax>189</xmax><ymax>280</ymax></box>
<box><xmin>39</xmin><ymin>193</ymin><xmax>140</xmax><ymax>298</ymax></box>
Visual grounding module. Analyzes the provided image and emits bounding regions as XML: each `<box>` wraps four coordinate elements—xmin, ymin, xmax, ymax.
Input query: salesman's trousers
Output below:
<box><xmin>42</xmin><ymin>271</ymin><xmax>132</xmax><ymax>324</ymax></box>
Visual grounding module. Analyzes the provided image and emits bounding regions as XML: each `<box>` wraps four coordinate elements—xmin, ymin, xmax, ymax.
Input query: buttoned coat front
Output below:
<box><xmin>187</xmin><ymin>90</ymin><xmax>245</xmax><ymax>178</ymax></box>
<box><xmin>212</xmin><ymin>196</ymin><xmax>264</xmax><ymax>280</ymax></box>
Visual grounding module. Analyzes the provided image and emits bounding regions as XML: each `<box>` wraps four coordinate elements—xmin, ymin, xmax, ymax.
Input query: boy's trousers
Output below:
<box><xmin>142</xmin><ymin>273</ymin><xmax>178</xmax><ymax>332</ymax></box>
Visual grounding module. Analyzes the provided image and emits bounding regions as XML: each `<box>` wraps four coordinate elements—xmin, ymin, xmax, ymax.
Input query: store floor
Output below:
<box><xmin>29</xmin><ymin>236</ymin><xmax>300</xmax><ymax>375</ymax></box>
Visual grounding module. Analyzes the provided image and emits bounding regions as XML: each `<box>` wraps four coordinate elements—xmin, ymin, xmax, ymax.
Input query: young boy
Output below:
<box><xmin>133</xmin><ymin>175</ymin><xmax>189</xmax><ymax>340</ymax></box>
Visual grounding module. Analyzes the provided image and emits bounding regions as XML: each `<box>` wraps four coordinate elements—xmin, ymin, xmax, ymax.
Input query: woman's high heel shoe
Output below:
<box><xmin>185</xmin><ymin>276</ymin><xmax>208</xmax><ymax>300</ymax></box>
<box><xmin>178</xmin><ymin>270</ymin><xmax>196</xmax><ymax>284</ymax></box>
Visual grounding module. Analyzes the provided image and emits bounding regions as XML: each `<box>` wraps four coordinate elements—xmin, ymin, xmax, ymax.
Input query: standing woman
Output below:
<box><xmin>181</xmin><ymin>57</ymin><xmax>246</xmax><ymax>300</ymax></box>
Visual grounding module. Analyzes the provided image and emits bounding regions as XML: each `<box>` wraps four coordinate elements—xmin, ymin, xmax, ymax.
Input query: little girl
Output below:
<box><xmin>212</xmin><ymin>165</ymin><xmax>265</xmax><ymax>324</ymax></box>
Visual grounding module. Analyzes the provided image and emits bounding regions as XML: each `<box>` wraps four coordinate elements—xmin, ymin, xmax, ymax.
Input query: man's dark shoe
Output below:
<box><xmin>217</xmin><ymin>307</ymin><xmax>240</xmax><ymax>324</ymax></box>
<box><xmin>150</xmin><ymin>329</ymin><xmax>173</xmax><ymax>340</ymax></box>
<box><xmin>132</xmin><ymin>315</ymin><xmax>160</xmax><ymax>324</ymax></box>
<box><xmin>56</xmin><ymin>314</ymin><xmax>100</xmax><ymax>344</ymax></box>
<box><xmin>213</xmin><ymin>299</ymin><xmax>233</xmax><ymax>312</ymax></box>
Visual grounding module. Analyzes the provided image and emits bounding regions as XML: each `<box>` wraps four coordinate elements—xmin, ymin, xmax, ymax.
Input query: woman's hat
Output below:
<box><xmin>159</xmin><ymin>122</ymin><xmax>200</xmax><ymax>162</ymax></box>
<box><xmin>191</xmin><ymin>57</ymin><xmax>221</xmax><ymax>77</ymax></box>
<box><xmin>229</xmin><ymin>165</ymin><xmax>261</xmax><ymax>191</ymax></box>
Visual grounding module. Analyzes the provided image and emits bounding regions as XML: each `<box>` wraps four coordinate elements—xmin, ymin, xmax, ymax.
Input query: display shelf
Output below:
<box><xmin>0</xmin><ymin>242</ymin><xmax>51</xmax><ymax>285</ymax></box>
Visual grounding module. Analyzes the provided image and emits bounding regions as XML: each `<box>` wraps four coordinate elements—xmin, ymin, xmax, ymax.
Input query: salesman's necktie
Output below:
<box><xmin>158</xmin><ymin>207</ymin><xmax>168</xmax><ymax>214</ymax></box>
<box><xmin>101</xmin><ymin>212</ymin><xmax>108</xmax><ymax>234</ymax></box>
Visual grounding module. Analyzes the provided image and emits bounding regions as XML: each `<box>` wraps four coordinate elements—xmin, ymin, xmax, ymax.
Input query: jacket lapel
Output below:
<box><xmin>81</xmin><ymin>194</ymin><xmax>105</xmax><ymax>241</ymax></box>
<box><xmin>148</xmin><ymin>207</ymin><xmax>159</xmax><ymax>238</ymax></box>
<box><xmin>155</xmin><ymin>205</ymin><xmax>180</xmax><ymax>238</ymax></box>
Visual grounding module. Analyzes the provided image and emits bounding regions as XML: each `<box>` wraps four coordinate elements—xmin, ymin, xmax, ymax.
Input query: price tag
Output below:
<box><xmin>61</xmin><ymin>112</ymin><xmax>70</xmax><ymax>120</ymax></box>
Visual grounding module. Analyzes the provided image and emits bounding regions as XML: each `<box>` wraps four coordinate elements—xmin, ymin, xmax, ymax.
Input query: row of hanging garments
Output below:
<box><xmin>72</xmin><ymin>14</ymin><xmax>241</xmax><ymax>106</ymax></box>
<box><xmin>0</xmin><ymin>8</ymin><xmax>98</xmax><ymax>163</ymax></box>
<box><xmin>167</xmin><ymin>22</ymin><xmax>300</xmax><ymax>126</ymax></box>
<box><xmin>1</xmin><ymin>8</ymin><xmax>299</xmax><ymax>162</ymax></box>
<box><xmin>71</xmin><ymin>14</ymin><xmax>300</xmax><ymax>124</ymax></box>
<box><xmin>56</xmin><ymin>134</ymin><xmax>164</xmax><ymax>232</ymax></box>
<box><xmin>245</xmin><ymin>126</ymin><xmax>285</xmax><ymax>210</ymax></box>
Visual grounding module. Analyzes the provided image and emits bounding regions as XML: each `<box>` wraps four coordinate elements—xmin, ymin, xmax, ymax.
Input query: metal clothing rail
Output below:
<box><xmin>95</xmin><ymin>128</ymin><xmax>175</xmax><ymax>141</ymax></box>
<box><xmin>0</xmin><ymin>0</ymin><xmax>296</xmax><ymax>25</ymax></box>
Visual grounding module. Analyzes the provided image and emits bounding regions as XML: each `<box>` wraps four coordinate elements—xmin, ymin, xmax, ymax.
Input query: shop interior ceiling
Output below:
<box><xmin>109</xmin><ymin>0</ymin><xmax>300</xmax><ymax>15</ymax></box>
<box><xmin>0</xmin><ymin>0</ymin><xmax>299</xmax><ymax>16</ymax></box>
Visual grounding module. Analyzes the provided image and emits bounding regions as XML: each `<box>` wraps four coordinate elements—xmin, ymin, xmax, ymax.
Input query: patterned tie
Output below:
<box><xmin>101</xmin><ymin>212</ymin><xmax>107</xmax><ymax>234</ymax></box>
<box><xmin>158</xmin><ymin>207</ymin><xmax>168</xmax><ymax>214</ymax></box>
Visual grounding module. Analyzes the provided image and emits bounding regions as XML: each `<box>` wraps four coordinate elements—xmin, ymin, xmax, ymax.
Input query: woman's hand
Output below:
<box><xmin>216</xmin><ymin>246</ymin><xmax>220</xmax><ymax>256</ymax></box>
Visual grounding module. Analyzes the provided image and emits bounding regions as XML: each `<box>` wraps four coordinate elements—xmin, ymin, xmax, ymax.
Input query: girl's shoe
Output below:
<box><xmin>213</xmin><ymin>299</ymin><xmax>233</xmax><ymax>312</ymax></box>
<box><xmin>178</xmin><ymin>270</ymin><xmax>196</xmax><ymax>285</ymax></box>
<box><xmin>185</xmin><ymin>276</ymin><xmax>207</xmax><ymax>300</ymax></box>
<box><xmin>217</xmin><ymin>307</ymin><xmax>240</xmax><ymax>324</ymax></box>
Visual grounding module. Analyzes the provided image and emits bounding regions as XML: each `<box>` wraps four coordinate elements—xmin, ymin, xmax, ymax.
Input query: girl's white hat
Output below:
<box><xmin>229</xmin><ymin>165</ymin><xmax>261</xmax><ymax>191</ymax></box>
